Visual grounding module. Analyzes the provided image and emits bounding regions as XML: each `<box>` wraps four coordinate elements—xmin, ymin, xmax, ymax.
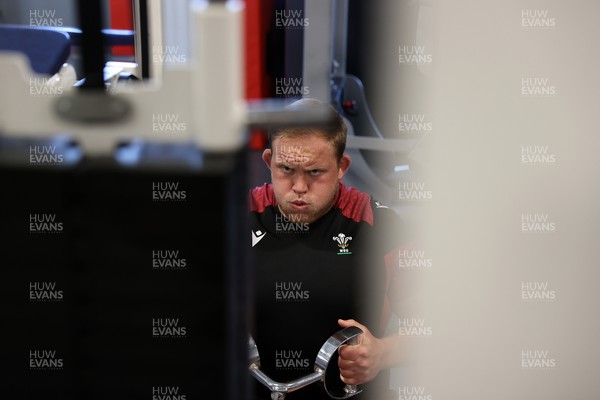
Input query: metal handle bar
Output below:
<box><xmin>249</xmin><ymin>326</ymin><xmax>363</xmax><ymax>400</ymax></box>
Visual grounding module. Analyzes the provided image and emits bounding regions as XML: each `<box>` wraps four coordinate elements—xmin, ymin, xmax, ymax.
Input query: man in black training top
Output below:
<box><xmin>249</xmin><ymin>98</ymin><xmax>404</xmax><ymax>400</ymax></box>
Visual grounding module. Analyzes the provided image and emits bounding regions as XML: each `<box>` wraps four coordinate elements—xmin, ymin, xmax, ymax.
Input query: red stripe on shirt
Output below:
<box><xmin>249</xmin><ymin>182</ymin><xmax>374</xmax><ymax>225</ymax></box>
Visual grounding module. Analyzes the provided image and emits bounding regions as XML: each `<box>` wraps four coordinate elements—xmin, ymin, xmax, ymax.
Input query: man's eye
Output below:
<box><xmin>281</xmin><ymin>166</ymin><xmax>292</xmax><ymax>173</ymax></box>
<box><xmin>309</xmin><ymin>169</ymin><xmax>322</xmax><ymax>175</ymax></box>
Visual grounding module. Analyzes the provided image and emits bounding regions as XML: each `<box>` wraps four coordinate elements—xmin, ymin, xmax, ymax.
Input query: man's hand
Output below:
<box><xmin>337</xmin><ymin>319</ymin><xmax>387</xmax><ymax>385</ymax></box>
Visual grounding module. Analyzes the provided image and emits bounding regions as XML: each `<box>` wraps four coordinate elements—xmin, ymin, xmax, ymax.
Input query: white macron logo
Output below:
<box><xmin>252</xmin><ymin>230</ymin><xmax>267</xmax><ymax>247</ymax></box>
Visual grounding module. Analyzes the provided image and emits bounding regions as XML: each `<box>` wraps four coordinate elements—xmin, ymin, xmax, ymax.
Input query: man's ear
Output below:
<box><xmin>337</xmin><ymin>154</ymin><xmax>351</xmax><ymax>179</ymax></box>
<box><xmin>262</xmin><ymin>149</ymin><xmax>273</xmax><ymax>170</ymax></box>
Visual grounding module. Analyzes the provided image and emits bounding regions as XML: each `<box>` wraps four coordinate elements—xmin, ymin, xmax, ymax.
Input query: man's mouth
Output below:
<box><xmin>289</xmin><ymin>200</ymin><xmax>309</xmax><ymax>209</ymax></box>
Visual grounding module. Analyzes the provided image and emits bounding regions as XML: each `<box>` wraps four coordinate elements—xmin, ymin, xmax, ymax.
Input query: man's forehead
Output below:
<box><xmin>275</xmin><ymin>142</ymin><xmax>313</xmax><ymax>152</ymax></box>
<box><xmin>273</xmin><ymin>144</ymin><xmax>314</xmax><ymax>166</ymax></box>
<box><xmin>272</xmin><ymin>134</ymin><xmax>334</xmax><ymax>155</ymax></box>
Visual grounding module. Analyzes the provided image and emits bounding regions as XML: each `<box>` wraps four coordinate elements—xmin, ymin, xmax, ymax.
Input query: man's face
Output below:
<box><xmin>263</xmin><ymin>132</ymin><xmax>351</xmax><ymax>224</ymax></box>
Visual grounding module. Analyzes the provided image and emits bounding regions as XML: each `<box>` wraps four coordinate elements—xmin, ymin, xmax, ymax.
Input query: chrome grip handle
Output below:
<box><xmin>314</xmin><ymin>326</ymin><xmax>363</xmax><ymax>399</ymax></box>
<box><xmin>343</xmin><ymin>334</ymin><xmax>360</xmax><ymax>395</ymax></box>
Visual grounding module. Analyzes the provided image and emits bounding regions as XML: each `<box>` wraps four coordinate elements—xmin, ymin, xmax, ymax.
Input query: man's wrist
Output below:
<box><xmin>378</xmin><ymin>334</ymin><xmax>402</xmax><ymax>369</ymax></box>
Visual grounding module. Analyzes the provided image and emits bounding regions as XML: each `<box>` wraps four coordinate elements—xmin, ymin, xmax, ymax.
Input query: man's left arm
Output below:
<box><xmin>336</xmin><ymin>204</ymin><xmax>410</xmax><ymax>385</ymax></box>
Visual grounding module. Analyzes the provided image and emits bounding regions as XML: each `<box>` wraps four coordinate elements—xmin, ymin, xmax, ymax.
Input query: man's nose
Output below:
<box><xmin>292</xmin><ymin>175</ymin><xmax>308</xmax><ymax>194</ymax></box>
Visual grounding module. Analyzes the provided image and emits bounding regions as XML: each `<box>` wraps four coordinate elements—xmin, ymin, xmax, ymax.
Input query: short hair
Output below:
<box><xmin>268</xmin><ymin>98</ymin><xmax>347</xmax><ymax>160</ymax></box>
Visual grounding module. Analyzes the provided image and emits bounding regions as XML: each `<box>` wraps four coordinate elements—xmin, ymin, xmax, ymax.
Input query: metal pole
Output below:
<box><xmin>76</xmin><ymin>0</ymin><xmax>107</xmax><ymax>89</ymax></box>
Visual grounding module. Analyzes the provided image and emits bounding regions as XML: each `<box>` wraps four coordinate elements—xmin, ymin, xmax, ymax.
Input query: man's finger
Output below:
<box><xmin>337</xmin><ymin>355</ymin><xmax>358</xmax><ymax>369</ymax></box>
<box><xmin>338</xmin><ymin>343</ymin><xmax>362</xmax><ymax>361</ymax></box>
<box><xmin>338</xmin><ymin>318</ymin><xmax>368</xmax><ymax>331</ymax></box>
<box><xmin>340</xmin><ymin>373</ymin><xmax>360</xmax><ymax>385</ymax></box>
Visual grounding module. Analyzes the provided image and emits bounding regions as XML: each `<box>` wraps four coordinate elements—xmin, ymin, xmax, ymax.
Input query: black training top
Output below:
<box><xmin>248</xmin><ymin>181</ymin><xmax>401</xmax><ymax>400</ymax></box>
